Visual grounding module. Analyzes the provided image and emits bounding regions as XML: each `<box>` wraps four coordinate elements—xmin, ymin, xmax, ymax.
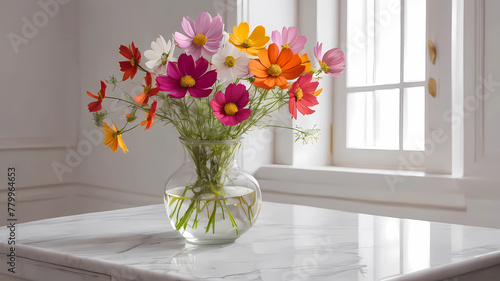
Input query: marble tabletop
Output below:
<box><xmin>1</xmin><ymin>202</ymin><xmax>500</xmax><ymax>281</ymax></box>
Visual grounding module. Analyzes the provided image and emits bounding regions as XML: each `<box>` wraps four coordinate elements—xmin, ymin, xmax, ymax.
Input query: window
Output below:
<box><xmin>333</xmin><ymin>0</ymin><xmax>452</xmax><ymax>172</ymax></box>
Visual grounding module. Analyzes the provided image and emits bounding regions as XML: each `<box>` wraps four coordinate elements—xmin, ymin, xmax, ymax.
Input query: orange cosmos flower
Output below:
<box><xmin>102</xmin><ymin>122</ymin><xmax>128</xmax><ymax>153</ymax></box>
<box><xmin>248</xmin><ymin>43</ymin><xmax>305</xmax><ymax>90</ymax></box>
<box><xmin>133</xmin><ymin>72</ymin><xmax>160</xmax><ymax>105</ymax></box>
<box><xmin>229</xmin><ymin>22</ymin><xmax>269</xmax><ymax>56</ymax></box>
<box><xmin>119</xmin><ymin>42</ymin><xmax>141</xmax><ymax>81</ymax></box>
<box><xmin>87</xmin><ymin>80</ymin><xmax>107</xmax><ymax>112</ymax></box>
<box><xmin>300</xmin><ymin>53</ymin><xmax>312</xmax><ymax>74</ymax></box>
<box><xmin>140</xmin><ymin>100</ymin><xmax>157</xmax><ymax>130</ymax></box>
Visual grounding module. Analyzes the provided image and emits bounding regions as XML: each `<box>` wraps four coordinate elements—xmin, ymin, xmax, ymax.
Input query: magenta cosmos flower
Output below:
<box><xmin>210</xmin><ymin>83</ymin><xmax>252</xmax><ymax>126</ymax></box>
<box><xmin>156</xmin><ymin>53</ymin><xmax>217</xmax><ymax>98</ymax></box>
<box><xmin>288</xmin><ymin>74</ymin><xmax>321</xmax><ymax>119</ymax></box>
<box><xmin>314</xmin><ymin>42</ymin><xmax>345</xmax><ymax>77</ymax></box>
<box><xmin>175</xmin><ymin>12</ymin><xmax>224</xmax><ymax>59</ymax></box>
<box><xmin>271</xmin><ymin>26</ymin><xmax>307</xmax><ymax>54</ymax></box>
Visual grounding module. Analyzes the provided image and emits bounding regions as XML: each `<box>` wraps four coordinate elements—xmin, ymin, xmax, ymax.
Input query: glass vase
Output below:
<box><xmin>164</xmin><ymin>137</ymin><xmax>262</xmax><ymax>244</ymax></box>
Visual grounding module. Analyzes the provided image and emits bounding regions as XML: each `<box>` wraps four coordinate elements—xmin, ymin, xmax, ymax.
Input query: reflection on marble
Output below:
<box><xmin>1</xmin><ymin>202</ymin><xmax>500</xmax><ymax>280</ymax></box>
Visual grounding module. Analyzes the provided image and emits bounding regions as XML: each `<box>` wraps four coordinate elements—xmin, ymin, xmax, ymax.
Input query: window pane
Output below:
<box><xmin>347</xmin><ymin>89</ymin><xmax>400</xmax><ymax>150</ymax></box>
<box><xmin>347</xmin><ymin>0</ymin><xmax>370</xmax><ymax>86</ymax></box>
<box><xmin>347</xmin><ymin>0</ymin><xmax>401</xmax><ymax>87</ymax></box>
<box><xmin>374</xmin><ymin>0</ymin><xmax>401</xmax><ymax>85</ymax></box>
<box><xmin>403</xmin><ymin>87</ymin><xmax>425</xmax><ymax>151</ymax></box>
<box><xmin>404</xmin><ymin>0</ymin><xmax>426</xmax><ymax>82</ymax></box>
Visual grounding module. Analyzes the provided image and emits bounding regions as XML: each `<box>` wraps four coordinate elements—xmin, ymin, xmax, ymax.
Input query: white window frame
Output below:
<box><xmin>332</xmin><ymin>0</ymin><xmax>453</xmax><ymax>174</ymax></box>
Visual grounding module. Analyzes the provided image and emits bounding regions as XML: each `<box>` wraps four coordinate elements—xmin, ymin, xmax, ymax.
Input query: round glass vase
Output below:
<box><xmin>164</xmin><ymin>137</ymin><xmax>262</xmax><ymax>245</ymax></box>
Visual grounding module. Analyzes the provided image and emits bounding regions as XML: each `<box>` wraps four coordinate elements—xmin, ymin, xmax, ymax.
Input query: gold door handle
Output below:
<box><xmin>428</xmin><ymin>77</ymin><xmax>437</xmax><ymax>98</ymax></box>
<box><xmin>428</xmin><ymin>40</ymin><xmax>436</xmax><ymax>65</ymax></box>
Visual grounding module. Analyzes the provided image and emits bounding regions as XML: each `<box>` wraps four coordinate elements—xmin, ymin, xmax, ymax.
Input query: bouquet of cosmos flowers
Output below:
<box><xmin>86</xmin><ymin>12</ymin><xmax>344</xmax><ymax>238</ymax></box>
<box><xmin>87</xmin><ymin>12</ymin><xmax>344</xmax><ymax>152</ymax></box>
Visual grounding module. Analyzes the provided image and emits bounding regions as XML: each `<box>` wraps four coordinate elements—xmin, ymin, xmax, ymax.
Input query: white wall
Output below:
<box><xmin>0</xmin><ymin>0</ymin><xmax>81</xmax><ymax>223</ymax></box>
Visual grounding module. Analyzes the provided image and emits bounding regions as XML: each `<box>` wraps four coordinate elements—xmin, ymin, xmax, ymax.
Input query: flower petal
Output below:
<box><xmin>248</xmin><ymin>59</ymin><xmax>269</xmax><ymax>78</ymax></box>
<box><xmin>214</xmin><ymin>91</ymin><xmax>227</xmax><ymax>106</ymax></box>
<box><xmin>156</xmin><ymin>75</ymin><xmax>180</xmax><ymax>92</ymax></box>
<box><xmin>235</xmin><ymin>108</ymin><xmax>252</xmax><ymax>122</ymax></box>
<box><xmin>277</xmin><ymin>48</ymin><xmax>293</xmax><ymax>67</ymax></box>
<box><xmin>248</xmin><ymin>25</ymin><xmax>266</xmax><ymax>41</ymax></box>
<box><xmin>235</xmin><ymin>22</ymin><xmax>249</xmax><ymax>39</ymax></box>
<box><xmin>181</xmin><ymin>16</ymin><xmax>196</xmax><ymax>37</ymax></box>
<box><xmin>195</xmin><ymin>70</ymin><xmax>217</xmax><ymax>89</ymax></box>
<box><xmin>178</xmin><ymin>54</ymin><xmax>195</xmax><ymax>75</ymax></box>
<box><xmin>256</xmin><ymin>48</ymin><xmax>271</xmax><ymax>68</ymax></box>
<box><xmin>195</xmin><ymin>12</ymin><xmax>211</xmax><ymax>35</ymax></box>
<box><xmin>281</xmin><ymin>64</ymin><xmax>305</xmax><ymax>80</ymax></box>
<box><xmin>192</xmin><ymin>57</ymin><xmax>210</xmax><ymax>78</ymax></box>
<box><xmin>268</xmin><ymin>43</ymin><xmax>279</xmax><ymax>64</ymax></box>
<box><xmin>314</xmin><ymin>42</ymin><xmax>323</xmax><ymax>61</ymax></box>
<box><xmin>168</xmin><ymin>88</ymin><xmax>188</xmax><ymax>99</ymax></box>
<box><xmin>189</xmin><ymin>87</ymin><xmax>212</xmax><ymax>98</ymax></box>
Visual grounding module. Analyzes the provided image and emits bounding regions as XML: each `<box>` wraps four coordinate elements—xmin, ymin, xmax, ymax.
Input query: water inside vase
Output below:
<box><xmin>164</xmin><ymin>186</ymin><xmax>257</xmax><ymax>244</ymax></box>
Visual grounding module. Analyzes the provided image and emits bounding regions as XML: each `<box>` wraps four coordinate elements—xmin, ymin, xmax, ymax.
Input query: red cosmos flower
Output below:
<box><xmin>288</xmin><ymin>74</ymin><xmax>321</xmax><ymax>119</ymax></box>
<box><xmin>87</xmin><ymin>80</ymin><xmax>107</xmax><ymax>112</ymax></box>
<box><xmin>140</xmin><ymin>100</ymin><xmax>157</xmax><ymax>130</ymax></box>
<box><xmin>119</xmin><ymin>42</ymin><xmax>141</xmax><ymax>81</ymax></box>
<box><xmin>134</xmin><ymin>72</ymin><xmax>160</xmax><ymax>105</ymax></box>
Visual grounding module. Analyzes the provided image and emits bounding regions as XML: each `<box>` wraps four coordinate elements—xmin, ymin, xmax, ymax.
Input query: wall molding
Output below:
<box><xmin>0</xmin><ymin>183</ymin><xmax>159</xmax><ymax>224</ymax></box>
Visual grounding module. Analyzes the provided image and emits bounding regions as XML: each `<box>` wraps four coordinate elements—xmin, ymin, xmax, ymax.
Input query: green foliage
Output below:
<box><xmin>156</xmin><ymin>80</ymin><xmax>290</xmax><ymax>141</ymax></box>
<box><xmin>92</xmin><ymin>111</ymin><xmax>107</xmax><ymax>128</ymax></box>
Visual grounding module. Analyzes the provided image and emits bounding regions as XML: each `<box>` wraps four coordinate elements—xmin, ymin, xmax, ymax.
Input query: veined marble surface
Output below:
<box><xmin>1</xmin><ymin>202</ymin><xmax>500</xmax><ymax>281</ymax></box>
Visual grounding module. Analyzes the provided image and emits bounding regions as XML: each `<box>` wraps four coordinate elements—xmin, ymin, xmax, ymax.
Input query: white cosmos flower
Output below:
<box><xmin>212</xmin><ymin>43</ymin><xmax>250</xmax><ymax>83</ymax></box>
<box><xmin>144</xmin><ymin>35</ymin><xmax>175</xmax><ymax>75</ymax></box>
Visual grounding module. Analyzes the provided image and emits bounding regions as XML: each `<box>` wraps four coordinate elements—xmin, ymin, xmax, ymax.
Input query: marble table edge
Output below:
<box><xmin>0</xmin><ymin>242</ymin><xmax>196</xmax><ymax>281</ymax></box>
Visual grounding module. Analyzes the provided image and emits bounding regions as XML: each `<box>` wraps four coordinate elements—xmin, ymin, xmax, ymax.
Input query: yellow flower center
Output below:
<box><xmin>98</xmin><ymin>91</ymin><xmax>104</xmax><ymax>99</ymax></box>
<box><xmin>281</xmin><ymin>44</ymin><xmax>291</xmax><ymax>49</ymax></box>
<box><xmin>130</xmin><ymin>57</ymin><xmax>136</xmax><ymax>67</ymax></box>
<box><xmin>193</xmin><ymin>34</ymin><xmax>208</xmax><ymax>46</ymax></box>
<box><xmin>242</xmin><ymin>38</ymin><xmax>254</xmax><ymax>48</ymax></box>
<box><xmin>225</xmin><ymin>56</ymin><xmax>236</xmax><ymax>67</ymax></box>
<box><xmin>295</xmin><ymin>88</ymin><xmax>304</xmax><ymax>101</ymax></box>
<box><xmin>180</xmin><ymin>75</ymin><xmax>196</xmax><ymax>88</ymax></box>
<box><xmin>268</xmin><ymin>64</ymin><xmax>282</xmax><ymax>77</ymax></box>
<box><xmin>321</xmin><ymin>61</ymin><xmax>329</xmax><ymax>73</ymax></box>
<box><xmin>224</xmin><ymin>103</ymin><xmax>238</xmax><ymax>116</ymax></box>
<box><xmin>144</xmin><ymin>85</ymin><xmax>151</xmax><ymax>94</ymax></box>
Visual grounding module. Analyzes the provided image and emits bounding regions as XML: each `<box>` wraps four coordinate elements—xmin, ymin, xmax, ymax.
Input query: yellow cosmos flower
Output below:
<box><xmin>102</xmin><ymin>122</ymin><xmax>128</xmax><ymax>153</ymax></box>
<box><xmin>229</xmin><ymin>22</ymin><xmax>270</xmax><ymax>56</ymax></box>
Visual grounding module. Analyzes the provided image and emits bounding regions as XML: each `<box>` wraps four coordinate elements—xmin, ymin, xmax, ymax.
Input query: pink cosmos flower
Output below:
<box><xmin>156</xmin><ymin>54</ymin><xmax>217</xmax><ymax>98</ymax></box>
<box><xmin>314</xmin><ymin>42</ymin><xmax>345</xmax><ymax>77</ymax></box>
<box><xmin>288</xmin><ymin>74</ymin><xmax>321</xmax><ymax>119</ymax></box>
<box><xmin>210</xmin><ymin>83</ymin><xmax>252</xmax><ymax>126</ymax></box>
<box><xmin>174</xmin><ymin>12</ymin><xmax>224</xmax><ymax>59</ymax></box>
<box><xmin>271</xmin><ymin>27</ymin><xmax>307</xmax><ymax>54</ymax></box>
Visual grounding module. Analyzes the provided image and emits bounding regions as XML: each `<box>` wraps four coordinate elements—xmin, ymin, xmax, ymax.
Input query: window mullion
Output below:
<box><xmin>399</xmin><ymin>0</ymin><xmax>405</xmax><ymax>151</ymax></box>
